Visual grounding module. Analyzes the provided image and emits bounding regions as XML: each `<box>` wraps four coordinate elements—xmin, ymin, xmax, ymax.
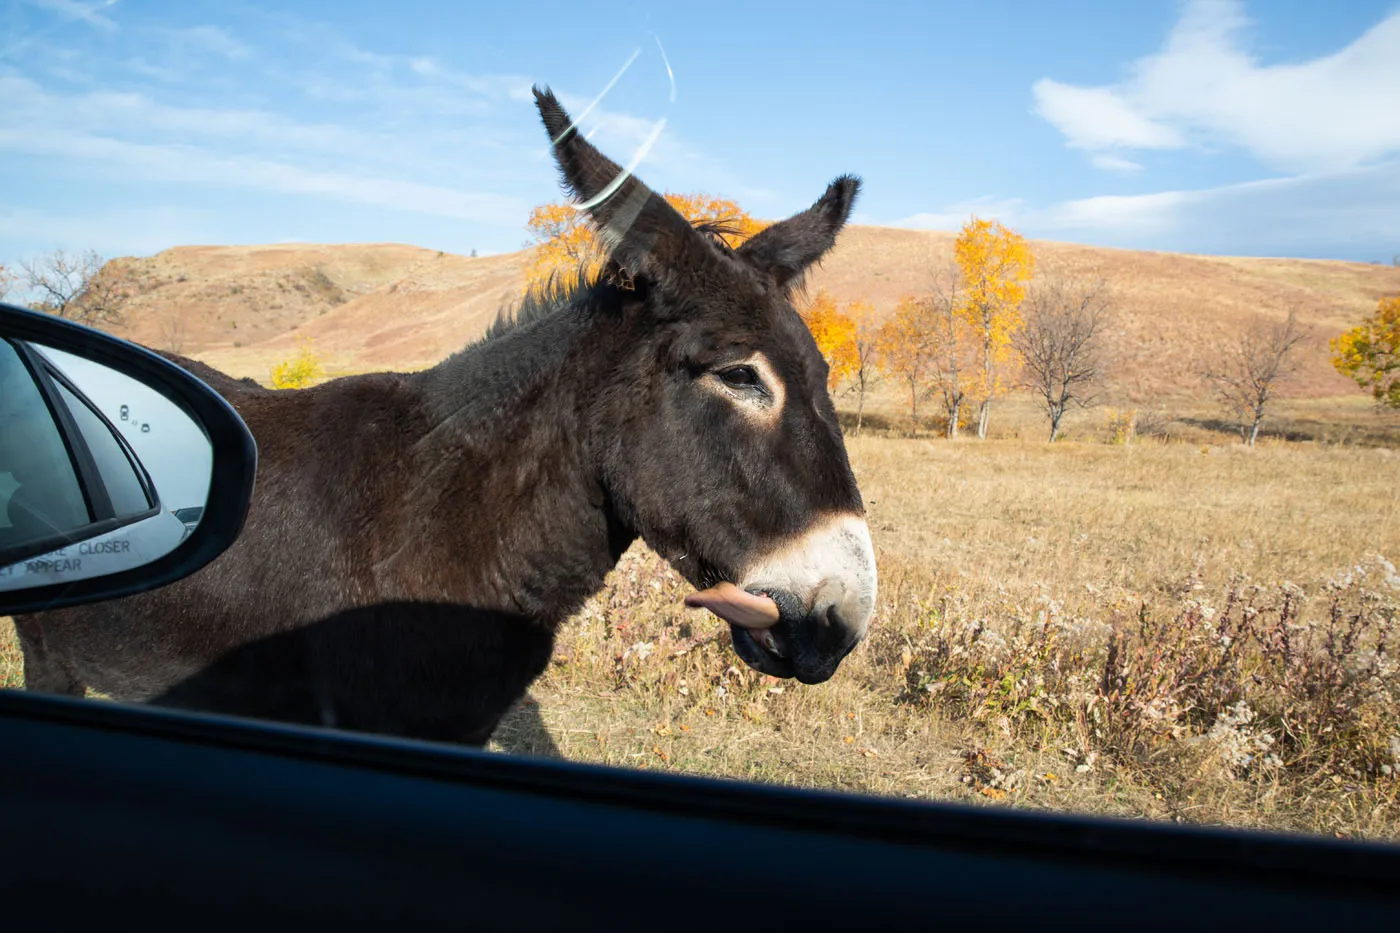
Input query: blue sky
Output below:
<box><xmin>2</xmin><ymin>0</ymin><xmax>1398</xmax><ymax>280</ymax></box>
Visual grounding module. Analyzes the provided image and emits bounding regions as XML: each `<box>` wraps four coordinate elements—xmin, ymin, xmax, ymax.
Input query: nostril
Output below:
<box><xmin>815</xmin><ymin>603</ymin><xmax>858</xmax><ymax>655</ymax></box>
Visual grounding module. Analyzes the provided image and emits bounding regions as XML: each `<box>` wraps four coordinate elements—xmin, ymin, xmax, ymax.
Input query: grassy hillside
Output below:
<box><xmin>100</xmin><ymin>229</ymin><xmax>1400</xmax><ymax>410</ymax></box>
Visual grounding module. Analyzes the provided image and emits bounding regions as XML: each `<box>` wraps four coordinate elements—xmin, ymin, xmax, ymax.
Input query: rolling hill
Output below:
<box><xmin>102</xmin><ymin>228</ymin><xmax>1400</xmax><ymax>404</ymax></box>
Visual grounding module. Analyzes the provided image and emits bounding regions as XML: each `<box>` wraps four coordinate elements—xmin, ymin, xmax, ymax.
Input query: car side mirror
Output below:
<box><xmin>0</xmin><ymin>302</ymin><xmax>256</xmax><ymax>614</ymax></box>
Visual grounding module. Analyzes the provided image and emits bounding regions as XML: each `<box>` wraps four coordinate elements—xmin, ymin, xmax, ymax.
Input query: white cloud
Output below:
<box><xmin>0</xmin><ymin>10</ymin><xmax>769</xmax><ymax>261</ymax></box>
<box><xmin>1089</xmin><ymin>153</ymin><xmax>1144</xmax><ymax>174</ymax></box>
<box><xmin>0</xmin><ymin>73</ymin><xmax>530</xmax><ymax>228</ymax></box>
<box><xmin>878</xmin><ymin>161</ymin><xmax>1400</xmax><ymax>259</ymax></box>
<box><xmin>402</xmin><ymin>57</ymin><xmax>534</xmax><ymax>101</ymax></box>
<box><xmin>124</xmin><ymin>56</ymin><xmax>184</xmax><ymax>83</ymax></box>
<box><xmin>0</xmin><ymin>74</ymin><xmax>513</xmax><ymax>195</ymax></box>
<box><xmin>0</xmin><ymin>127</ymin><xmax>528</xmax><ymax>224</ymax></box>
<box><xmin>24</xmin><ymin>0</ymin><xmax>117</xmax><ymax>31</ymax></box>
<box><xmin>168</xmin><ymin>25</ymin><xmax>251</xmax><ymax>62</ymax></box>
<box><xmin>883</xmin><ymin>197</ymin><xmax>1029</xmax><ymax>232</ymax></box>
<box><xmin>1053</xmin><ymin>163</ymin><xmax>1400</xmax><ymax>258</ymax></box>
<box><xmin>0</xmin><ymin>76</ymin><xmax>366</xmax><ymax>154</ymax></box>
<box><xmin>0</xmin><ymin>205</ymin><xmax>208</xmax><ymax>258</ymax></box>
<box><xmin>1043</xmin><ymin>190</ymin><xmax>1185</xmax><ymax>236</ymax></box>
<box><xmin>553</xmin><ymin>92</ymin><xmax>775</xmax><ymax>205</ymax></box>
<box><xmin>292</xmin><ymin>49</ymin><xmax>534</xmax><ymax>124</ymax></box>
<box><xmin>1032</xmin><ymin>82</ymin><xmax>1184</xmax><ymax>151</ymax></box>
<box><xmin>1034</xmin><ymin>0</ymin><xmax>1400</xmax><ymax>173</ymax></box>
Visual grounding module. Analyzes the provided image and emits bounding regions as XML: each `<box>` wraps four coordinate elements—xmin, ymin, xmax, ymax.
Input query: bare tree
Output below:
<box><xmin>159</xmin><ymin>313</ymin><xmax>189</xmax><ymax>354</ymax></box>
<box><xmin>1012</xmin><ymin>272</ymin><xmax>1112</xmax><ymax>442</ymax></box>
<box><xmin>1202</xmin><ymin>310</ymin><xmax>1306</xmax><ymax>446</ymax></box>
<box><xmin>841</xmin><ymin>301</ymin><xmax>882</xmax><ymax>434</ymax></box>
<box><xmin>0</xmin><ymin>263</ymin><xmax>16</xmax><ymax>302</ymax></box>
<box><xmin>21</xmin><ymin>248</ymin><xmax>129</xmax><ymax>325</ymax></box>
<box><xmin>876</xmin><ymin>296</ymin><xmax>939</xmax><ymax>434</ymax></box>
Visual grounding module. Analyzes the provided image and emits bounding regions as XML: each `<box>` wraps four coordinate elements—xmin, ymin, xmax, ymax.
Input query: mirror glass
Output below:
<box><xmin>0</xmin><ymin>340</ymin><xmax>214</xmax><ymax>591</ymax></box>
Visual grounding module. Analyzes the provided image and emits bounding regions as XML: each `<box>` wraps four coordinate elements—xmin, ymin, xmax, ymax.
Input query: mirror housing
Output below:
<box><xmin>0</xmin><ymin>302</ymin><xmax>256</xmax><ymax>614</ymax></box>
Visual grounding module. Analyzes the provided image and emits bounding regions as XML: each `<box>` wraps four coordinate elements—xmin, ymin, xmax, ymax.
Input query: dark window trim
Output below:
<box><xmin>5</xmin><ymin>690</ymin><xmax>1400</xmax><ymax>894</ymax></box>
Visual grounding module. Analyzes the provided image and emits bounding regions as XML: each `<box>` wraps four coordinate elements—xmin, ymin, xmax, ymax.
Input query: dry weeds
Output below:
<box><xmin>481</xmin><ymin>431</ymin><xmax>1400</xmax><ymax>840</ymax></box>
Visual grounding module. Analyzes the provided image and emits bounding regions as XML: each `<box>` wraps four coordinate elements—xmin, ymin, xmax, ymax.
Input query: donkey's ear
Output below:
<box><xmin>533</xmin><ymin>86</ymin><xmax>704</xmax><ymax>279</ymax></box>
<box><xmin>736</xmin><ymin>176</ymin><xmax>860</xmax><ymax>291</ymax></box>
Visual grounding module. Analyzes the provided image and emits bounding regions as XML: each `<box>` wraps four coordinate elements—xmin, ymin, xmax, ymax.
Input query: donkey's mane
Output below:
<box><xmin>483</xmin><ymin>266</ymin><xmax>599</xmax><ymax>346</ymax></box>
<box><xmin>481</xmin><ymin>218</ymin><xmax>743</xmax><ymax>346</ymax></box>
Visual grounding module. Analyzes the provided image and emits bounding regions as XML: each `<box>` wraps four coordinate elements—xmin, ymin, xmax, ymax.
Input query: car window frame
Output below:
<box><xmin>3</xmin><ymin>687</ymin><xmax>1398</xmax><ymax>929</ymax></box>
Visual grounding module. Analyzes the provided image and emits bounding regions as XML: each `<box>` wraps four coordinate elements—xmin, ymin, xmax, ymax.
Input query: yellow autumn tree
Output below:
<box><xmin>0</xmin><ymin>263</ymin><xmax>15</xmax><ymax>301</ymax></box>
<box><xmin>877</xmin><ymin>296</ymin><xmax>940</xmax><ymax>433</ymax></box>
<box><xmin>662</xmin><ymin>193</ymin><xmax>768</xmax><ymax>247</ymax></box>
<box><xmin>525</xmin><ymin>193</ymin><xmax>765</xmax><ymax>291</ymax></box>
<box><xmin>270</xmin><ymin>335</ymin><xmax>325</xmax><ymax>389</ymax></box>
<box><xmin>954</xmin><ymin>216</ymin><xmax>1034</xmax><ymax>438</ymax></box>
<box><xmin>799</xmin><ymin>290</ymin><xmax>858</xmax><ymax>391</ymax></box>
<box><xmin>524</xmin><ymin>202</ymin><xmax>601</xmax><ymax>290</ymax></box>
<box><xmin>1332</xmin><ymin>294</ymin><xmax>1400</xmax><ymax>408</ymax></box>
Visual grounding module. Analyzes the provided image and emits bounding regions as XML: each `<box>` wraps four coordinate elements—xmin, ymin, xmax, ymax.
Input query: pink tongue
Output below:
<box><xmin>684</xmin><ymin>583</ymin><xmax>781</xmax><ymax>630</ymax></box>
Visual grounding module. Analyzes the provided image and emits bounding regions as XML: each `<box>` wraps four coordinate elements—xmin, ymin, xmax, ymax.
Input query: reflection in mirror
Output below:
<box><xmin>0</xmin><ymin>339</ymin><xmax>89</xmax><ymax>551</ymax></box>
<box><xmin>38</xmin><ymin>345</ymin><xmax>214</xmax><ymax>523</ymax></box>
<box><xmin>0</xmin><ymin>341</ymin><xmax>214</xmax><ymax>590</ymax></box>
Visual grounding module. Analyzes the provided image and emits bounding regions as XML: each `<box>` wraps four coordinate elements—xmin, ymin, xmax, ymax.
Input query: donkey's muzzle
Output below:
<box><xmin>729</xmin><ymin>588</ymin><xmax>863</xmax><ymax>684</ymax></box>
<box><xmin>728</xmin><ymin>514</ymin><xmax>877</xmax><ymax>682</ymax></box>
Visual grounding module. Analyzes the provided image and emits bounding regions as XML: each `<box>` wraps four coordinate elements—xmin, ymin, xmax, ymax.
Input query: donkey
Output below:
<box><xmin>13</xmin><ymin>88</ymin><xmax>877</xmax><ymax>745</ymax></box>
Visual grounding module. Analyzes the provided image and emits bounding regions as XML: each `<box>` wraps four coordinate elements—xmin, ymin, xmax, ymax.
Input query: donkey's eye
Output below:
<box><xmin>717</xmin><ymin>365</ymin><xmax>761</xmax><ymax>389</ymax></box>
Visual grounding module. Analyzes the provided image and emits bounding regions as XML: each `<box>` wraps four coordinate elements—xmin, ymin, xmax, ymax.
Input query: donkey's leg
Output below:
<box><xmin>14</xmin><ymin>617</ymin><xmax>88</xmax><ymax>697</ymax></box>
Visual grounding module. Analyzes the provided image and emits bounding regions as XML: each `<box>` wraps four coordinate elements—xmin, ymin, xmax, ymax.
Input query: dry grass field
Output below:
<box><xmin>4</xmin><ymin>232</ymin><xmax>1399</xmax><ymax>842</ymax></box>
<box><xmin>8</xmin><ymin>398</ymin><xmax>1395</xmax><ymax>838</ymax></box>
<box><xmin>476</xmin><ymin>401</ymin><xmax>1400</xmax><ymax>841</ymax></box>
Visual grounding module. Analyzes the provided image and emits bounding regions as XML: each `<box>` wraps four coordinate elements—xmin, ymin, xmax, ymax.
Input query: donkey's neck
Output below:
<box><xmin>384</xmin><ymin>304</ymin><xmax>633</xmax><ymax>625</ymax></box>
